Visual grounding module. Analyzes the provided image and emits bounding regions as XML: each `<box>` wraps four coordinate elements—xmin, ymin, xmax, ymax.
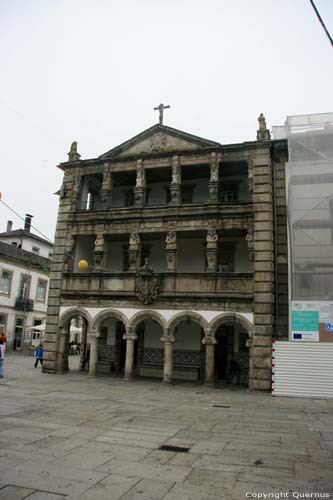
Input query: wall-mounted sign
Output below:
<box><xmin>291</xmin><ymin>302</ymin><xmax>333</xmax><ymax>342</ymax></box>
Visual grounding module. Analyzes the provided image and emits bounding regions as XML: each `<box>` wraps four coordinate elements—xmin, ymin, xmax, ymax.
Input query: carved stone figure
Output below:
<box><xmin>136</xmin><ymin>160</ymin><xmax>145</xmax><ymax>186</ymax></box>
<box><xmin>256</xmin><ymin>113</ymin><xmax>271</xmax><ymax>141</ymax></box>
<box><xmin>129</xmin><ymin>232</ymin><xmax>140</xmax><ymax>249</ymax></box>
<box><xmin>207</xmin><ymin>229</ymin><xmax>218</xmax><ymax>249</ymax></box>
<box><xmin>165</xmin><ymin>231</ymin><xmax>177</xmax><ymax>250</ymax></box>
<box><xmin>94</xmin><ymin>234</ymin><xmax>104</xmax><ymax>251</ymax></box>
<box><xmin>171</xmin><ymin>156</ymin><xmax>180</xmax><ymax>184</ymax></box>
<box><xmin>68</xmin><ymin>141</ymin><xmax>81</xmax><ymax>162</ymax></box>
<box><xmin>210</xmin><ymin>152</ymin><xmax>219</xmax><ymax>182</ymax></box>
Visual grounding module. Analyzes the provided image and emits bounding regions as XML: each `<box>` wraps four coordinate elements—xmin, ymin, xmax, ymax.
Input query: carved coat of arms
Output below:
<box><xmin>150</xmin><ymin>132</ymin><xmax>167</xmax><ymax>152</ymax></box>
<box><xmin>136</xmin><ymin>259</ymin><xmax>159</xmax><ymax>304</ymax></box>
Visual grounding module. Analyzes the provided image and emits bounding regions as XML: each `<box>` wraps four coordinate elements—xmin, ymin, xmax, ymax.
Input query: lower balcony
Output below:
<box><xmin>62</xmin><ymin>272</ymin><xmax>253</xmax><ymax>302</ymax></box>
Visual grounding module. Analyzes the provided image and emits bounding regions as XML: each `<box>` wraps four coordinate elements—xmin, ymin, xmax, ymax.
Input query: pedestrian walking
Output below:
<box><xmin>0</xmin><ymin>338</ymin><xmax>5</xmax><ymax>378</ymax></box>
<box><xmin>34</xmin><ymin>343</ymin><xmax>43</xmax><ymax>368</ymax></box>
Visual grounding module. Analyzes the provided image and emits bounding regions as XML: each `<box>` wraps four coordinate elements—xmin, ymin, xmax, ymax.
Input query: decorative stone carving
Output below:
<box><xmin>94</xmin><ymin>233</ymin><xmax>104</xmax><ymax>252</ymax></box>
<box><xmin>256</xmin><ymin>113</ymin><xmax>271</xmax><ymax>141</ymax></box>
<box><xmin>136</xmin><ymin>258</ymin><xmax>159</xmax><ymax>304</ymax></box>
<box><xmin>129</xmin><ymin>232</ymin><xmax>140</xmax><ymax>249</ymax></box>
<box><xmin>101</xmin><ymin>163</ymin><xmax>111</xmax><ymax>208</ymax></box>
<box><xmin>136</xmin><ymin>159</ymin><xmax>145</xmax><ymax>187</ymax></box>
<box><xmin>68</xmin><ymin>141</ymin><xmax>81</xmax><ymax>162</ymax></box>
<box><xmin>246</xmin><ymin>227</ymin><xmax>254</xmax><ymax>271</ymax></box>
<box><xmin>171</xmin><ymin>155</ymin><xmax>180</xmax><ymax>184</ymax></box>
<box><xmin>207</xmin><ymin>229</ymin><xmax>218</xmax><ymax>249</ymax></box>
<box><xmin>208</xmin><ymin>181</ymin><xmax>219</xmax><ymax>203</ymax></box>
<box><xmin>150</xmin><ymin>132</ymin><xmax>167</xmax><ymax>152</ymax></box>
<box><xmin>71</xmin><ymin>174</ymin><xmax>81</xmax><ymax>210</ymax></box>
<box><xmin>129</xmin><ymin>232</ymin><xmax>140</xmax><ymax>271</ymax></box>
<box><xmin>165</xmin><ymin>231</ymin><xmax>177</xmax><ymax>250</ymax></box>
<box><xmin>206</xmin><ymin>229</ymin><xmax>218</xmax><ymax>272</ymax></box>
<box><xmin>63</xmin><ymin>235</ymin><xmax>75</xmax><ymax>272</ymax></box>
<box><xmin>210</xmin><ymin>152</ymin><xmax>219</xmax><ymax>182</ymax></box>
<box><xmin>247</xmin><ymin>158</ymin><xmax>253</xmax><ymax>194</ymax></box>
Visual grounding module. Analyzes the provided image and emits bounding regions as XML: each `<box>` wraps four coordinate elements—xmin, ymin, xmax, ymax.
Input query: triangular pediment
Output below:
<box><xmin>100</xmin><ymin>124</ymin><xmax>221</xmax><ymax>159</ymax></box>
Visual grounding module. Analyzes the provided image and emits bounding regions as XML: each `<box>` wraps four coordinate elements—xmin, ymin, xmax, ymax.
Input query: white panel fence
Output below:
<box><xmin>272</xmin><ymin>341</ymin><xmax>333</xmax><ymax>399</ymax></box>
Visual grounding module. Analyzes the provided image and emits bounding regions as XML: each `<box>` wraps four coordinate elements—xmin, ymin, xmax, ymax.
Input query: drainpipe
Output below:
<box><xmin>271</xmin><ymin>144</ymin><xmax>278</xmax><ymax>339</ymax></box>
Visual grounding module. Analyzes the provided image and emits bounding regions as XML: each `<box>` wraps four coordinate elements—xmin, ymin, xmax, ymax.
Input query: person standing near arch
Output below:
<box><xmin>34</xmin><ymin>343</ymin><xmax>43</xmax><ymax>368</ymax></box>
<box><xmin>0</xmin><ymin>338</ymin><xmax>5</xmax><ymax>378</ymax></box>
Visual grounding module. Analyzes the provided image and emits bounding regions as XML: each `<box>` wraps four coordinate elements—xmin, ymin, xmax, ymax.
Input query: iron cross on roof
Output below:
<box><xmin>154</xmin><ymin>103</ymin><xmax>170</xmax><ymax>125</ymax></box>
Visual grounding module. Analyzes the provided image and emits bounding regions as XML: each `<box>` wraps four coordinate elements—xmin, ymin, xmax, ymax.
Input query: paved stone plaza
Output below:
<box><xmin>0</xmin><ymin>353</ymin><xmax>332</xmax><ymax>500</ymax></box>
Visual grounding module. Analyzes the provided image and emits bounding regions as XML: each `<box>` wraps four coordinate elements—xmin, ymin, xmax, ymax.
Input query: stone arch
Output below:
<box><xmin>167</xmin><ymin>311</ymin><xmax>209</xmax><ymax>336</ymax></box>
<box><xmin>209</xmin><ymin>313</ymin><xmax>254</xmax><ymax>339</ymax></box>
<box><xmin>59</xmin><ymin>307</ymin><xmax>93</xmax><ymax>331</ymax></box>
<box><xmin>92</xmin><ymin>308</ymin><xmax>129</xmax><ymax>333</ymax></box>
<box><xmin>128</xmin><ymin>309</ymin><xmax>167</xmax><ymax>335</ymax></box>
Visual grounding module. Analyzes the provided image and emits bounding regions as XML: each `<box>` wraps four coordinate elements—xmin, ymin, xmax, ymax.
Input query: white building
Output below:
<box><xmin>0</xmin><ymin>216</ymin><xmax>53</xmax><ymax>351</ymax></box>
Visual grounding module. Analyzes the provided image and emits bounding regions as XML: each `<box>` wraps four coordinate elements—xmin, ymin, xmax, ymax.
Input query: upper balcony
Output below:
<box><xmin>72</xmin><ymin>160</ymin><xmax>252</xmax><ymax>222</ymax></box>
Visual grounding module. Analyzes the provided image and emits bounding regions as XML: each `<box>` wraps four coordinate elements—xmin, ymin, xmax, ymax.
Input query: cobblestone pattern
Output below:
<box><xmin>0</xmin><ymin>354</ymin><xmax>332</xmax><ymax>499</ymax></box>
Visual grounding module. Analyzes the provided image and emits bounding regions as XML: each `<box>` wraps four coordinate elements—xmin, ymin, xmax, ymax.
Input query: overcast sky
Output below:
<box><xmin>0</xmin><ymin>0</ymin><xmax>332</xmax><ymax>241</ymax></box>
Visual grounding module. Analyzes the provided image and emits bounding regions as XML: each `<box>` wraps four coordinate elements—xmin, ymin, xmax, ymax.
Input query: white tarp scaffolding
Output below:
<box><xmin>285</xmin><ymin>113</ymin><xmax>333</xmax><ymax>303</ymax></box>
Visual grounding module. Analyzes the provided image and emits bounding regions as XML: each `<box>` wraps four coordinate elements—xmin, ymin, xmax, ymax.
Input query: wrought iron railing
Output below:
<box><xmin>14</xmin><ymin>297</ymin><xmax>34</xmax><ymax>311</ymax></box>
<box><xmin>97</xmin><ymin>344</ymin><xmax>116</xmax><ymax>361</ymax></box>
<box><xmin>142</xmin><ymin>347</ymin><xmax>202</xmax><ymax>368</ymax></box>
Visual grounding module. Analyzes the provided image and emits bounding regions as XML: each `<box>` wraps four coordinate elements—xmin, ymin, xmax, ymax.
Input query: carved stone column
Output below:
<box><xmin>134</xmin><ymin>159</ymin><xmax>145</xmax><ymax>208</ymax></box>
<box><xmin>202</xmin><ymin>333</ymin><xmax>217</xmax><ymax>385</ymax></box>
<box><xmin>94</xmin><ymin>233</ymin><xmax>104</xmax><ymax>271</ymax></box>
<box><xmin>128</xmin><ymin>232</ymin><xmax>140</xmax><ymax>271</ymax></box>
<box><xmin>246</xmin><ymin>225</ymin><xmax>254</xmax><ymax>272</ymax></box>
<box><xmin>206</xmin><ymin>229</ymin><xmax>218</xmax><ymax>272</ymax></box>
<box><xmin>161</xmin><ymin>334</ymin><xmax>175</xmax><ymax>383</ymax></box>
<box><xmin>248</xmin><ymin>158</ymin><xmax>253</xmax><ymax>196</ymax></box>
<box><xmin>165</xmin><ymin>231</ymin><xmax>177</xmax><ymax>272</ymax></box>
<box><xmin>169</xmin><ymin>155</ymin><xmax>181</xmax><ymax>205</ymax></box>
<box><xmin>101</xmin><ymin>162</ymin><xmax>112</xmax><ymax>208</ymax></box>
<box><xmin>79</xmin><ymin>322</ymin><xmax>88</xmax><ymax>371</ymax></box>
<box><xmin>123</xmin><ymin>330</ymin><xmax>138</xmax><ymax>381</ymax></box>
<box><xmin>71</xmin><ymin>173</ymin><xmax>81</xmax><ymax>210</ymax></box>
<box><xmin>209</xmin><ymin>152</ymin><xmax>220</xmax><ymax>203</ymax></box>
<box><xmin>56</xmin><ymin>329</ymin><xmax>68</xmax><ymax>373</ymax></box>
<box><xmin>89</xmin><ymin>330</ymin><xmax>99</xmax><ymax>376</ymax></box>
<box><xmin>63</xmin><ymin>235</ymin><xmax>75</xmax><ymax>273</ymax></box>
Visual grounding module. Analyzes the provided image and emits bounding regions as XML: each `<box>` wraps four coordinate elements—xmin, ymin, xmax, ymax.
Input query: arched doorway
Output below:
<box><xmin>92</xmin><ymin>310</ymin><xmax>128</xmax><ymax>375</ymax></box>
<box><xmin>58</xmin><ymin>308</ymin><xmax>92</xmax><ymax>373</ymax></box>
<box><xmin>129</xmin><ymin>313</ymin><xmax>166</xmax><ymax>379</ymax></box>
<box><xmin>214</xmin><ymin>322</ymin><xmax>250</xmax><ymax>386</ymax></box>
<box><xmin>168</xmin><ymin>313</ymin><xmax>207</xmax><ymax>382</ymax></box>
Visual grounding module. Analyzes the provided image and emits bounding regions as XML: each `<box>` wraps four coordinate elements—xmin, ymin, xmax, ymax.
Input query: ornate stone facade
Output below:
<box><xmin>43</xmin><ymin>119</ymin><xmax>288</xmax><ymax>391</ymax></box>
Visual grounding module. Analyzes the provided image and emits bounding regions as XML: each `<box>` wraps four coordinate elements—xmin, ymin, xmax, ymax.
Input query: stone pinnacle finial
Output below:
<box><xmin>68</xmin><ymin>141</ymin><xmax>81</xmax><ymax>161</ymax></box>
<box><xmin>256</xmin><ymin>113</ymin><xmax>271</xmax><ymax>141</ymax></box>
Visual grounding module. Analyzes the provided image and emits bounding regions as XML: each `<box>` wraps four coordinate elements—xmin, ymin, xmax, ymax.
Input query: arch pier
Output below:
<box><xmin>55</xmin><ymin>308</ymin><xmax>254</xmax><ymax>387</ymax></box>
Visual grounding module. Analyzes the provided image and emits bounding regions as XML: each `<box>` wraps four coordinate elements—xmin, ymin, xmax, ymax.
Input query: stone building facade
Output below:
<box><xmin>43</xmin><ymin>116</ymin><xmax>288</xmax><ymax>390</ymax></box>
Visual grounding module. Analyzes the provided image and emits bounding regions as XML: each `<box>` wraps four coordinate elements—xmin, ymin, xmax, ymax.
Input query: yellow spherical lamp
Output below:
<box><xmin>78</xmin><ymin>259</ymin><xmax>89</xmax><ymax>271</ymax></box>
